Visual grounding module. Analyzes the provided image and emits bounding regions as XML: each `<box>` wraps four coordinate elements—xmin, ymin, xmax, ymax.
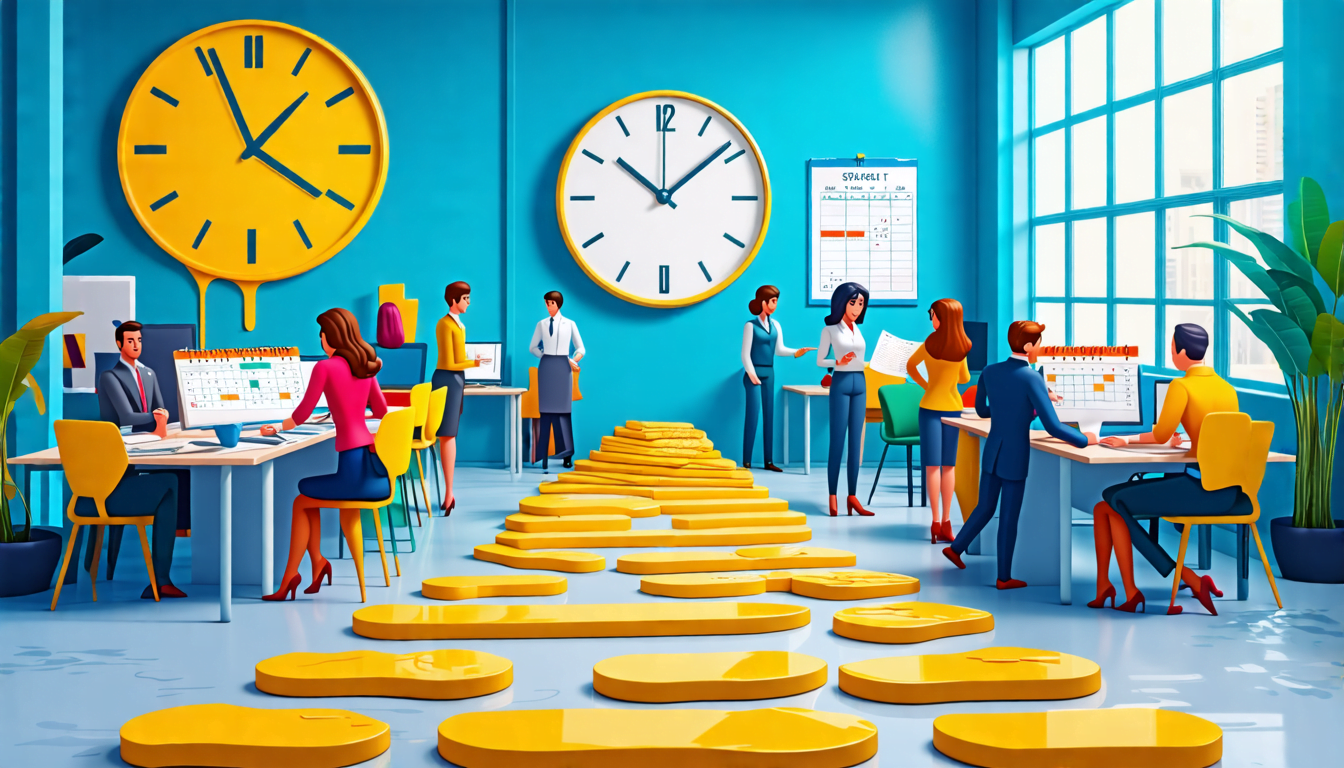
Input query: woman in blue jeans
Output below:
<box><xmin>817</xmin><ymin>282</ymin><xmax>872</xmax><ymax>517</ymax></box>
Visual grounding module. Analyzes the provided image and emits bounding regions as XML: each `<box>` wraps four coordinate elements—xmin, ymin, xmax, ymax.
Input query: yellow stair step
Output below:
<box><xmin>658</xmin><ymin>497</ymin><xmax>785</xmax><ymax>513</ymax></box>
<box><xmin>590</xmin><ymin>450</ymin><xmax>732</xmax><ymax>468</ymax></box>
<box><xmin>472</xmin><ymin>543</ymin><xmax>604</xmax><ymax>573</ymax></box>
<box><xmin>538</xmin><ymin>483</ymin><xmax>769</xmax><ymax>500</ymax></box>
<box><xmin>641</xmin><ymin>570</ymin><xmax>919</xmax><ymax>600</ymax></box>
<box><xmin>120</xmin><ymin>704</ymin><xmax>389</xmax><ymax>768</ymax></box>
<box><xmin>352</xmin><ymin>602</ymin><xmax>810</xmax><ymax>640</ymax></box>
<box><xmin>671</xmin><ymin>511</ymin><xmax>804</xmax><ymax>528</ymax></box>
<box><xmin>933</xmin><ymin>709</ymin><xmax>1222</xmax><ymax>768</ymax></box>
<box><xmin>614</xmin><ymin>426</ymin><xmax>706</xmax><ymax>440</ymax></box>
<box><xmin>422</xmin><ymin>574</ymin><xmax>567</xmax><ymax>600</ymax></box>
<box><xmin>603</xmin><ymin>434</ymin><xmax>713</xmax><ymax>450</ymax></box>
<box><xmin>255</xmin><ymin>649</ymin><xmax>512</xmax><ymax>700</ymax></box>
<box><xmin>518</xmin><ymin>494</ymin><xmax>661</xmax><ymax>517</ymax></box>
<box><xmin>625</xmin><ymin>420</ymin><xmax>695</xmax><ymax>430</ymax></box>
<box><xmin>832</xmin><ymin>602</ymin><xmax>994</xmax><ymax>644</ymax></box>
<box><xmin>505</xmin><ymin>512</ymin><xmax>631</xmax><ymax>532</ymax></box>
<box><xmin>618</xmin><ymin>546</ymin><xmax>857</xmax><ymax>574</ymax></box>
<box><xmin>438</xmin><ymin>707</ymin><xmax>878</xmax><ymax>768</ymax></box>
<box><xmin>594</xmin><ymin>651</ymin><xmax>827</xmax><ymax>702</ymax></box>
<box><xmin>839</xmin><ymin>647</ymin><xmax>1101</xmax><ymax>704</ymax></box>
<box><xmin>557</xmin><ymin>471</ymin><xmax>753</xmax><ymax>488</ymax></box>
<box><xmin>576</xmin><ymin>459</ymin><xmax>743</xmax><ymax>479</ymax></box>
<box><xmin>496</xmin><ymin>526</ymin><xmax>811</xmax><ymax>550</ymax></box>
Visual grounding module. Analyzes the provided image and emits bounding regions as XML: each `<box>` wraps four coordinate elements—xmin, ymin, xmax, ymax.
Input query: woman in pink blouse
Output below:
<box><xmin>264</xmin><ymin>308</ymin><xmax>389</xmax><ymax>601</ymax></box>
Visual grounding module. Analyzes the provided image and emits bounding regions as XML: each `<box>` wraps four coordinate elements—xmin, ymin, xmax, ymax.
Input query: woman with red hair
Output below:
<box><xmin>907</xmin><ymin>298</ymin><xmax>972</xmax><ymax>543</ymax></box>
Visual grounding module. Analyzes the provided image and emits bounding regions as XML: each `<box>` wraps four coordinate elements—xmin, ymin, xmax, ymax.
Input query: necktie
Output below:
<box><xmin>134</xmin><ymin>367</ymin><xmax>148</xmax><ymax>412</ymax></box>
<box><xmin>549</xmin><ymin>317</ymin><xmax>554</xmax><ymax>337</ymax></box>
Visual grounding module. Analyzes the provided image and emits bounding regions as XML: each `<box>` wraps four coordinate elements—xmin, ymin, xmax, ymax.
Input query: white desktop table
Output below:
<box><xmin>463</xmin><ymin>385</ymin><xmax>526</xmax><ymax>475</ymax></box>
<box><xmin>781</xmin><ymin>384</ymin><xmax>829</xmax><ymax>474</ymax></box>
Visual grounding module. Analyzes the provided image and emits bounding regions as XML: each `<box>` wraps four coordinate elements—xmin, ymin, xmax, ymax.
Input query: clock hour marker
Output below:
<box><xmin>292</xmin><ymin>47</ymin><xmax>312</xmax><ymax>76</ymax></box>
<box><xmin>244</xmin><ymin>35</ymin><xmax>253</xmax><ymax>68</ymax></box>
<box><xmin>582</xmin><ymin>149</ymin><xmax>604</xmax><ymax>164</ymax></box>
<box><xmin>324</xmin><ymin>189</ymin><xmax>355</xmax><ymax>210</ymax></box>
<box><xmin>256</xmin><ymin>35</ymin><xmax>264</xmax><ymax>67</ymax></box>
<box><xmin>569</xmin><ymin>195</ymin><xmax>595</xmax><ymax>201</ymax></box>
<box><xmin>150</xmin><ymin>87</ymin><xmax>179</xmax><ymax>107</ymax></box>
<box><xmin>616</xmin><ymin>261</ymin><xmax>631</xmax><ymax>282</ymax></box>
<box><xmin>192</xmin><ymin>220</ymin><xmax>212</xmax><ymax>250</ymax></box>
<box><xmin>658</xmin><ymin>265</ymin><xmax>671</xmax><ymax>294</ymax></box>
<box><xmin>293</xmin><ymin>220</ymin><xmax>312</xmax><ymax>249</ymax></box>
<box><xmin>581</xmin><ymin>232</ymin><xmax>604</xmax><ymax>249</ymax></box>
<box><xmin>615</xmin><ymin>115</ymin><xmax>630</xmax><ymax>137</ymax></box>
<box><xmin>326</xmin><ymin>87</ymin><xmax>354</xmax><ymax>107</ymax></box>
<box><xmin>698</xmin><ymin>261</ymin><xmax>713</xmax><ymax>282</ymax></box>
<box><xmin>244</xmin><ymin>35</ymin><xmax>264</xmax><ymax>68</ymax></box>
<box><xmin>731</xmin><ymin>195</ymin><xmax>758</xmax><ymax>201</ymax></box>
<box><xmin>724</xmin><ymin>149</ymin><xmax>746</xmax><ymax>164</ymax></box>
<box><xmin>723</xmin><ymin>233</ymin><xmax>745</xmax><ymax>247</ymax></box>
<box><xmin>338</xmin><ymin>145</ymin><xmax>371</xmax><ymax>154</ymax></box>
<box><xmin>149</xmin><ymin>191</ymin><xmax>178</xmax><ymax>211</ymax></box>
<box><xmin>698</xmin><ymin>116</ymin><xmax>712</xmax><ymax>136</ymax></box>
<box><xmin>247</xmin><ymin>229</ymin><xmax>257</xmax><ymax>264</ymax></box>
<box><xmin>194</xmin><ymin>46</ymin><xmax>212</xmax><ymax>76</ymax></box>
<box><xmin>134</xmin><ymin>145</ymin><xmax>167</xmax><ymax>154</ymax></box>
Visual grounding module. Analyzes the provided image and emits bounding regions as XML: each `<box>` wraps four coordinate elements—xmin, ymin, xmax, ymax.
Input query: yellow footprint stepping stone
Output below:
<box><xmin>438</xmin><ymin>707</ymin><xmax>877</xmax><ymax>768</ymax></box>
<box><xmin>557</xmin><ymin>471</ymin><xmax>754</xmax><ymax>488</ymax></box>
<box><xmin>618</xmin><ymin>546</ymin><xmax>857</xmax><ymax>574</ymax></box>
<box><xmin>671</xmin><ymin>511</ymin><xmax>804</xmax><ymax>528</ymax></box>
<box><xmin>614</xmin><ymin>426</ymin><xmax>707</xmax><ymax>440</ymax></box>
<box><xmin>352</xmin><ymin>602</ymin><xmax>810</xmax><ymax>640</ymax></box>
<box><xmin>496</xmin><ymin>526</ymin><xmax>812</xmax><ymax>550</ymax></box>
<box><xmin>833</xmin><ymin>602</ymin><xmax>993</xmax><ymax>644</ymax></box>
<box><xmin>789</xmin><ymin>571</ymin><xmax>921</xmax><ymax>600</ymax></box>
<box><xmin>839</xmin><ymin>647</ymin><xmax>1100</xmax><ymax>704</ymax></box>
<box><xmin>473</xmin><ymin>543</ymin><xmax>604</xmax><ymax>573</ymax></box>
<box><xmin>933</xmin><ymin>709</ymin><xmax>1222</xmax><ymax>768</ymax></box>
<box><xmin>120</xmin><ymin>703</ymin><xmax>389</xmax><ymax>768</ymax></box>
<box><xmin>659</xmin><ymin>497</ymin><xmax>787</xmax><ymax>514</ymax></box>
<box><xmin>642</xmin><ymin>570</ymin><xmax>918</xmax><ymax>600</ymax></box>
<box><xmin>518</xmin><ymin>494</ymin><xmax>660</xmax><ymax>518</ymax></box>
<box><xmin>589</xmin><ymin>450</ymin><xmax>733</xmax><ymax>469</ymax></box>
<box><xmin>594</xmin><ymin>651</ymin><xmax>827</xmax><ymax>702</ymax></box>
<box><xmin>641</xmin><ymin>572</ymin><xmax>793</xmax><ymax>598</ymax></box>
<box><xmin>576</xmin><ymin>459</ymin><xmax>740</xmax><ymax>479</ymax></box>
<box><xmin>505</xmin><ymin>512</ymin><xmax>631</xmax><ymax>532</ymax></box>
<box><xmin>423</xmin><ymin>574</ymin><xmax>567</xmax><ymax>600</ymax></box>
<box><xmin>539</xmin><ymin>483</ymin><xmax>768</xmax><ymax>500</ymax></box>
<box><xmin>625</xmin><ymin>420</ymin><xmax>695</xmax><ymax>430</ymax></box>
<box><xmin>255</xmin><ymin>649</ymin><xmax>513</xmax><ymax>700</ymax></box>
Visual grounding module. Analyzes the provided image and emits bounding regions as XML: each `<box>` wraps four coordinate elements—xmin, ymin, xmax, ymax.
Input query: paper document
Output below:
<box><xmin>868</xmin><ymin>331</ymin><xmax>920</xmax><ymax>378</ymax></box>
<box><xmin>123</xmin><ymin>434</ymin><xmax>162</xmax><ymax>445</ymax></box>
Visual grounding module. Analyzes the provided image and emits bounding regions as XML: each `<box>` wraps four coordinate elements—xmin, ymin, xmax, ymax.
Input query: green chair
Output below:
<box><xmin>868</xmin><ymin>383</ymin><xmax>925</xmax><ymax>506</ymax></box>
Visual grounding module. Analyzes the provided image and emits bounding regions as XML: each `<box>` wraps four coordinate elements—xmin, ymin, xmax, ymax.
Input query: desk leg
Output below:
<box><xmin>803</xmin><ymin>395</ymin><xmax>811</xmax><ymax>476</ymax></box>
<box><xmin>1058</xmin><ymin>458</ymin><xmax>1072</xmax><ymax>606</ymax></box>
<box><xmin>783</xmin><ymin>392</ymin><xmax>790</xmax><ymax>468</ymax></box>
<box><xmin>1237</xmin><ymin>523</ymin><xmax>1249</xmax><ymax>601</ymax></box>
<box><xmin>511</xmin><ymin>395</ymin><xmax>521</xmax><ymax>475</ymax></box>
<box><xmin>220</xmin><ymin>465</ymin><xmax>233</xmax><ymax>623</ymax></box>
<box><xmin>260</xmin><ymin>462</ymin><xmax>273</xmax><ymax>597</ymax></box>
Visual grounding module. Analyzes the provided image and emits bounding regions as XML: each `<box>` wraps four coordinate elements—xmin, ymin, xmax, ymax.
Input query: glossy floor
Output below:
<box><xmin>0</xmin><ymin>466</ymin><xmax>1339</xmax><ymax>767</ymax></box>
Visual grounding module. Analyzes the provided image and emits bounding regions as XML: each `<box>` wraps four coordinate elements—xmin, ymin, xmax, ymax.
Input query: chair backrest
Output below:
<box><xmin>864</xmin><ymin>364</ymin><xmax>906</xmax><ymax>409</ymax></box>
<box><xmin>878</xmin><ymin>383</ymin><xmax>923</xmax><ymax>440</ymax></box>
<box><xmin>1197</xmin><ymin>411</ymin><xmax>1273</xmax><ymax>517</ymax></box>
<box><xmin>962</xmin><ymin>384</ymin><xmax>977</xmax><ymax>408</ymax></box>
<box><xmin>54</xmin><ymin>420</ymin><xmax>128</xmax><ymax>519</ymax></box>
<box><xmin>374</xmin><ymin>343</ymin><xmax>428</xmax><ymax>388</ymax></box>
<box><xmin>374</xmin><ymin>408</ymin><xmax>416</xmax><ymax>480</ymax></box>
<box><xmin>409</xmin><ymin>382</ymin><xmax>431</xmax><ymax>430</ymax></box>
<box><xmin>423</xmin><ymin>386</ymin><xmax>448</xmax><ymax>438</ymax></box>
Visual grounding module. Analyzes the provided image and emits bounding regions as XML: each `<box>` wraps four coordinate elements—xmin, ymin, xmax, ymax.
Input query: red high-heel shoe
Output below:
<box><xmin>828</xmin><ymin>496</ymin><xmax>838</xmax><ymax>517</ymax></box>
<box><xmin>1115</xmin><ymin>589</ymin><xmax>1146</xmax><ymax>613</ymax></box>
<box><xmin>1194</xmin><ymin>576</ymin><xmax>1219</xmax><ymax>615</ymax></box>
<box><xmin>930</xmin><ymin>522</ymin><xmax>940</xmax><ymax>544</ymax></box>
<box><xmin>846</xmin><ymin>496</ymin><xmax>874</xmax><ymax>516</ymax></box>
<box><xmin>1201</xmin><ymin>574</ymin><xmax>1223</xmax><ymax>598</ymax></box>
<box><xmin>263</xmin><ymin>573</ymin><xmax>301</xmax><ymax>602</ymax></box>
<box><xmin>303</xmin><ymin>561</ymin><xmax>332</xmax><ymax>595</ymax></box>
<box><xmin>939</xmin><ymin>520</ymin><xmax>955</xmax><ymax>543</ymax></box>
<box><xmin>1087</xmin><ymin>584</ymin><xmax>1116</xmax><ymax>609</ymax></box>
<box><xmin>441</xmin><ymin>497</ymin><xmax>456</xmax><ymax>517</ymax></box>
<box><xmin>942</xmin><ymin>547</ymin><xmax>965</xmax><ymax>569</ymax></box>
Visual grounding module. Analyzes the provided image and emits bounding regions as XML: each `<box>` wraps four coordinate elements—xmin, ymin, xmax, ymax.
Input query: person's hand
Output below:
<box><xmin>1083</xmin><ymin>431</ymin><xmax>1099</xmax><ymax>445</ymax></box>
<box><xmin>748</xmin><ymin>373</ymin><xmax>761</xmax><ymax>386</ymax></box>
<box><xmin>794</xmin><ymin>347</ymin><xmax>817</xmax><ymax>358</ymax></box>
<box><xmin>153</xmin><ymin>408</ymin><xmax>169</xmax><ymax>417</ymax></box>
<box><xmin>282</xmin><ymin>418</ymin><xmax>297</xmax><ymax>431</ymax></box>
<box><xmin>1048</xmin><ymin>388</ymin><xmax>1063</xmax><ymax>404</ymax></box>
<box><xmin>152</xmin><ymin>410</ymin><xmax>168</xmax><ymax>438</ymax></box>
<box><xmin>1168</xmin><ymin>432</ymin><xmax>1184</xmax><ymax>448</ymax></box>
<box><xmin>477</xmin><ymin>355</ymin><xmax>493</xmax><ymax>366</ymax></box>
<box><xmin>1099</xmin><ymin>435</ymin><xmax>1128</xmax><ymax>448</ymax></box>
<box><xmin>568</xmin><ymin>359</ymin><xmax>580</xmax><ymax>372</ymax></box>
<box><xmin>838</xmin><ymin>352</ymin><xmax>856</xmax><ymax>366</ymax></box>
<box><xmin>573</xmin><ymin>352</ymin><xmax>584</xmax><ymax>363</ymax></box>
<box><xmin>259</xmin><ymin>424</ymin><xmax>278</xmax><ymax>436</ymax></box>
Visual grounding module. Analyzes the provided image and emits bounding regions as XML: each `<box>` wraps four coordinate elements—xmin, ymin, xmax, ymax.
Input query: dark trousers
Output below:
<box><xmin>827</xmin><ymin>370</ymin><xmax>866</xmax><ymax>495</ymax></box>
<box><xmin>1103</xmin><ymin>472</ymin><xmax>1249</xmax><ymax>577</ymax></box>
<box><xmin>78</xmin><ymin>472</ymin><xmax>179</xmax><ymax>586</ymax></box>
<box><xmin>538</xmin><ymin>412</ymin><xmax>575</xmax><ymax>463</ymax></box>
<box><xmin>950</xmin><ymin>469</ymin><xmax>1027</xmax><ymax>582</ymax></box>
<box><xmin>743</xmin><ymin>367</ymin><xmax>775</xmax><ymax>465</ymax></box>
<box><xmin>84</xmin><ymin>468</ymin><xmax>190</xmax><ymax>581</ymax></box>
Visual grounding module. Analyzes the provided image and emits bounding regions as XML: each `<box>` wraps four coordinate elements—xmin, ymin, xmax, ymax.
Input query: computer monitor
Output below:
<box><xmin>1037</xmin><ymin>358</ymin><xmax>1142</xmax><ymax>435</ymax></box>
<box><xmin>464</xmin><ymin>342</ymin><xmax>502</xmax><ymax>384</ymax></box>
<box><xmin>299</xmin><ymin>355</ymin><xmax>327</xmax><ymax>408</ymax></box>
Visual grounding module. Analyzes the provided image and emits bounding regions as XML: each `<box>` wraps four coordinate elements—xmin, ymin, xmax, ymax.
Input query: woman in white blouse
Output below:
<box><xmin>741</xmin><ymin>285</ymin><xmax>814</xmax><ymax>471</ymax></box>
<box><xmin>817</xmin><ymin>282</ymin><xmax>873</xmax><ymax>517</ymax></box>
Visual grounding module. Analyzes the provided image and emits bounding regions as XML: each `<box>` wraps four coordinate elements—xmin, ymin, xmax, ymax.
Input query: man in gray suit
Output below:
<box><xmin>98</xmin><ymin>321</ymin><xmax>169</xmax><ymax>435</ymax></box>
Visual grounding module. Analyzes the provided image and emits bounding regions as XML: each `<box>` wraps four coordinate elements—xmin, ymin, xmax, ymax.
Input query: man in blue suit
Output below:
<box><xmin>942</xmin><ymin>320</ymin><xmax>1095</xmax><ymax>589</ymax></box>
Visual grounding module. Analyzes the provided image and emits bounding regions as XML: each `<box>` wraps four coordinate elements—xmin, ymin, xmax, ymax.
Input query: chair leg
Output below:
<box><xmin>50</xmin><ymin>523</ymin><xmax>81</xmax><ymax>610</ymax></box>
<box><xmin>905</xmin><ymin>446</ymin><xmax>913</xmax><ymax>507</ymax></box>
<box><xmin>429</xmin><ymin>445</ymin><xmax>443</xmax><ymax>511</ymax></box>
<box><xmin>88</xmin><ymin>528</ymin><xmax>105</xmax><ymax>602</ymax></box>
<box><xmin>1169</xmin><ymin>525</ymin><xmax>1193</xmax><ymax>611</ymax></box>
<box><xmin>868</xmin><ymin>444</ymin><xmax>889</xmax><ymax>505</ymax></box>
<box><xmin>1250</xmin><ymin>525</ymin><xmax>1283</xmax><ymax>609</ymax></box>
<box><xmin>401</xmin><ymin>479</ymin><xmax>417</xmax><ymax>553</ymax></box>
<box><xmin>339</xmin><ymin>510</ymin><xmax>366</xmax><ymax>603</ymax></box>
<box><xmin>1147</xmin><ymin>517</ymin><xmax>1161</xmax><ymax>545</ymax></box>
<box><xmin>369</xmin><ymin>507</ymin><xmax>391</xmax><ymax>587</ymax></box>
<box><xmin>135</xmin><ymin>525</ymin><xmax>159</xmax><ymax>602</ymax></box>
<box><xmin>106</xmin><ymin>525</ymin><xmax>124</xmax><ymax>581</ymax></box>
<box><xmin>415</xmin><ymin>452</ymin><xmax>432</xmax><ymax>520</ymax></box>
<box><xmin>411</xmin><ymin>452</ymin><xmax>424</xmax><ymax>526</ymax></box>
<box><xmin>384</xmin><ymin>507</ymin><xmax>401</xmax><ymax>577</ymax></box>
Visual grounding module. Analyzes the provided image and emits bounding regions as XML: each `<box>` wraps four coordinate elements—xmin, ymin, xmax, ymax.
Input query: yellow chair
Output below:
<box><xmin>1162</xmin><ymin>412</ymin><xmax>1282</xmax><ymax>612</ymax></box>
<box><xmin>404</xmin><ymin>383</ymin><xmax>433</xmax><ymax>524</ymax></box>
<box><xmin>523</xmin><ymin>367</ymin><xmax>582</xmax><ymax>462</ymax></box>
<box><xmin>49</xmin><ymin>420</ymin><xmax>159</xmax><ymax>609</ymax></box>
<box><xmin>409</xmin><ymin>386</ymin><xmax>448</xmax><ymax>524</ymax></box>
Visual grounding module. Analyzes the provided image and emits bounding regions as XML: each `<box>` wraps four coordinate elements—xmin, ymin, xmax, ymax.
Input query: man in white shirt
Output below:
<box><xmin>529</xmin><ymin>291</ymin><xmax>585</xmax><ymax>470</ymax></box>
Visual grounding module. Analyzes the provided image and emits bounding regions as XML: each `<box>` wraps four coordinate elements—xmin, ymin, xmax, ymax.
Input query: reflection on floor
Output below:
<box><xmin>0</xmin><ymin>466</ymin><xmax>1339</xmax><ymax>767</ymax></box>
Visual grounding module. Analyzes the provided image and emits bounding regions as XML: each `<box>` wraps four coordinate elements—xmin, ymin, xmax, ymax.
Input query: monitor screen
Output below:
<box><xmin>464</xmin><ymin>342</ymin><xmax>502</xmax><ymax>382</ymax></box>
<box><xmin>299</xmin><ymin>357</ymin><xmax>327</xmax><ymax>408</ymax></box>
<box><xmin>1038</xmin><ymin>359</ymin><xmax>1142</xmax><ymax>430</ymax></box>
<box><xmin>964</xmin><ymin>321</ymin><xmax>988</xmax><ymax>372</ymax></box>
<box><xmin>1154</xmin><ymin>378</ymin><xmax>1171</xmax><ymax>422</ymax></box>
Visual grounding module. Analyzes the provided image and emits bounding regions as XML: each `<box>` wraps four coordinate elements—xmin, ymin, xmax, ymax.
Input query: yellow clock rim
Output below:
<box><xmin>116</xmin><ymin>19</ymin><xmax>390</xmax><ymax>284</ymax></box>
<box><xmin>555</xmin><ymin>90</ymin><xmax>772</xmax><ymax>309</ymax></box>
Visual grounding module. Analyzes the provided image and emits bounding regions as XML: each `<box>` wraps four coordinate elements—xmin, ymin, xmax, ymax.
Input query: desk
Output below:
<box><xmin>942</xmin><ymin>416</ymin><xmax>1295</xmax><ymax>605</ymax></box>
<box><xmin>464</xmin><ymin>386</ymin><xmax>526</xmax><ymax>476</ymax></box>
<box><xmin>782</xmin><ymin>385</ymin><xmax>829</xmax><ymax>474</ymax></box>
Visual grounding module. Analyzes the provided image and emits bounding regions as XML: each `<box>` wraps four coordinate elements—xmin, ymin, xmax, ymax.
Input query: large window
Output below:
<box><xmin>1029</xmin><ymin>0</ymin><xmax>1283</xmax><ymax>384</ymax></box>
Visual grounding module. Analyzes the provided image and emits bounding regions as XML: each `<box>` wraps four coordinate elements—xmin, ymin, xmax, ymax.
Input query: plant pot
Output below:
<box><xmin>0</xmin><ymin>528</ymin><xmax>64</xmax><ymax>597</ymax></box>
<box><xmin>1270</xmin><ymin>517</ymin><xmax>1344</xmax><ymax>584</ymax></box>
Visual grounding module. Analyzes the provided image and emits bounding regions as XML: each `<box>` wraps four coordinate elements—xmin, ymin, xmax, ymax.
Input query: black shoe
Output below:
<box><xmin>744</xmin><ymin>462</ymin><xmax>751</xmax><ymax>469</ymax></box>
<box><xmin>763</xmin><ymin>462</ymin><xmax>783</xmax><ymax>472</ymax></box>
<box><xmin>563</xmin><ymin>457</ymin><xmax>572</xmax><ymax>469</ymax></box>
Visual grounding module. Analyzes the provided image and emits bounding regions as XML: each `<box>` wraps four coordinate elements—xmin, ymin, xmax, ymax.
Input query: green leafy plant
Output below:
<box><xmin>1</xmin><ymin>311</ymin><xmax>81</xmax><ymax>543</ymax></box>
<box><xmin>1178</xmin><ymin>177</ymin><xmax>1338</xmax><ymax>529</ymax></box>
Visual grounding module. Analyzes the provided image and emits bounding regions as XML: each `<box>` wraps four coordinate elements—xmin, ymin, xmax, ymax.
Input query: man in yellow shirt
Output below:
<box><xmin>1089</xmin><ymin>324</ymin><xmax>1241</xmax><ymax>616</ymax></box>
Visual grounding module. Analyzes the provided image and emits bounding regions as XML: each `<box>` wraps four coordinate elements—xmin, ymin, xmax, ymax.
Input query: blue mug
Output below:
<box><xmin>213</xmin><ymin>423</ymin><xmax>242</xmax><ymax>448</ymax></box>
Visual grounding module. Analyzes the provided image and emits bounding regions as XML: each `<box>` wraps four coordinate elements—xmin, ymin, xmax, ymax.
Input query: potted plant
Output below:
<box><xmin>0</xmin><ymin>311</ymin><xmax>82</xmax><ymax>597</ymax></box>
<box><xmin>1180</xmin><ymin>177</ymin><xmax>1344</xmax><ymax>583</ymax></box>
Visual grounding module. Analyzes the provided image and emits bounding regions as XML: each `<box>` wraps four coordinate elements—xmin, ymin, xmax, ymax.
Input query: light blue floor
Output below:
<box><xmin>1</xmin><ymin>465</ymin><xmax>1339</xmax><ymax>768</ymax></box>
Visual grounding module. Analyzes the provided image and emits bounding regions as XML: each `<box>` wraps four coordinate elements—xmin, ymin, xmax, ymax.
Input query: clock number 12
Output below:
<box><xmin>655</xmin><ymin>104</ymin><xmax>676</xmax><ymax>132</ymax></box>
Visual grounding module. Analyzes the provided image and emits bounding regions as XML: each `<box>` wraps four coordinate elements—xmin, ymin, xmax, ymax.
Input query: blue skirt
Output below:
<box><xmin>299</xmin><ymin>447</ymin><xmax>390</xmax><ymax>502</ymax></box>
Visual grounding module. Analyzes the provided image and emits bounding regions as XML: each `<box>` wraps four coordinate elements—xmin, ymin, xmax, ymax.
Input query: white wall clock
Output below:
<box><xmin>556</xmin><ymin>90</ymin><xmax>770</xmax><ymax>308</ymax></box>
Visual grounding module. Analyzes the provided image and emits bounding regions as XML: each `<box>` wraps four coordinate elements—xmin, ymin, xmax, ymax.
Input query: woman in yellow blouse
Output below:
<box><xmin>433</xmin><ymin>281</ymin><xmax>490</xmax><ymax>515</ymax></box>
<box><xmin>906</xmin><ymin>298</ymin><xmax>972</xmax><ymax>544</ymax></box>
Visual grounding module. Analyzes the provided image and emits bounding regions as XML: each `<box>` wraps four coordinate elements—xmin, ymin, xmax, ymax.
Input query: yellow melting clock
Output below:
<box><xmin>117</xmin><ymin>20</ymin><xmax>389</xmax><ymax>341</ymax></box>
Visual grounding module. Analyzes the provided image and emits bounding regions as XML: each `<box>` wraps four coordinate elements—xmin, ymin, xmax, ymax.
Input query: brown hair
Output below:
<box><xmin>1007</xmin><ymin>320</ymin><xmax>1046</xmax><ymax>354</ymax></box>
<box><xmin>445</xmin><ymin>281</ymin><xmax>471</xmax><ymax>307</ymax></box>
<box><xmin>544</xmin><ymin>290</ymin><xmax>564</xmax><ymax>309</ymax></box>
<box><xmin>317</xmin><ymin>308</ymin><xmax>381</xmax><ymax>379</ymax></box>
<box><xmin>115</xmin><ymin>320</ymin><xmax>143</xmax><ymax>346</ymax></box>
<box><xmin>748</xmin><ymin>285</ymin><xmax>780</xmax><ymax>315</ymax></box>
<box><xmin>925</xmin><ymin>298</ymin><xmax>972</xmax><ymax>362</ymax></box>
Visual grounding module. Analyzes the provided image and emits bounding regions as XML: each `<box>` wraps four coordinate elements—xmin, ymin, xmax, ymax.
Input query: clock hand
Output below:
<box><xmin>666</xmin><ymin>141</ymin><xmax>732</xmax><ymax>201</ymax></box>
<box><xmin>206</xmin><ymin>48</ymin><xmax>256</xmax><ymax>147</ymax></box>
<box><xmin>253</xmin><ymin>148</ymin><xmax>322</xmax><ymax>198</ymax></box>
<box><xmin>615</xmin><ymin>157</ymin><xmax>677</xmax><ymax>209</ymax></box>
<box><xmin>241</xmin><ymin>92</ymin><xmax>309</xmax><ymax>160</ymax></box>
